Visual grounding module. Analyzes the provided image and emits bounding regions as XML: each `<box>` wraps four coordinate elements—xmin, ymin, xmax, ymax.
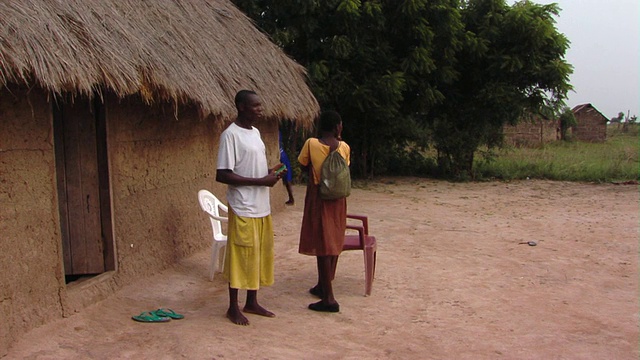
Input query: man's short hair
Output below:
<box><xmin>319</xmin><ymin>110</ymin><xmax>342</xmax><ymax>132</ymax></box>
<box><xmin>235</xmin><ymin>90</ymin><xmax>257</xmax><ymax>110</ymax></box>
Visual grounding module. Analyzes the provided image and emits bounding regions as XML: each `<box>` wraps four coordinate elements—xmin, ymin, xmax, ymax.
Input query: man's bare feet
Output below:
<box><xmin>243</xmin><ymin>304</ymin><xmax>275</xmax><ymax>318</ymax></box>
<box><xmin>226</xmin><ymin>308</ymin><xmax>250</xmax><ymax>325</ymax></box>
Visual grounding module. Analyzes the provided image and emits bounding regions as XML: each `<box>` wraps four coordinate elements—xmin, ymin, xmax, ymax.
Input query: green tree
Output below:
<box><xmin>233</xmin><ymin>0</ymin><xmax>462</xmax><ymax>177</ymax></box>
<box><xmin>558</xmin><ymin>107</ymin><xmax>576</xmax><ymax>140</ymax></box>
<box><xmin>424</xmin><ymin>0</ymin><xmax>572</xmax><ymax>178</ymax></box>
<box><xmin>609</xmin><ymin>112</ymin><xmax>624</xmax><ymax>125</ymax></box>
<box><xmin>234</xmin><ymin>0</ymin><xmax>572</xmax><ymax>179</ymax></box>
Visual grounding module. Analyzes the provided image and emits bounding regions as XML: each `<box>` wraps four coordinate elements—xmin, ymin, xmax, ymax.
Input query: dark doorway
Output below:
<box><xmin>53</xmin><ymin>95</ymin><xmax>114</xmax><ymax>283</ymax></box>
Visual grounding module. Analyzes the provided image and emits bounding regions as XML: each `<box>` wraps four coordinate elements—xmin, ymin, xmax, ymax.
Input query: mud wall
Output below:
<box><xmin>106</xmin><ymin>95</ymin><xmax>222</xmax><ymax>279</ymax></box>
<box><xmin>106</xmin><ymin>95</ymin><xmax>282</xmax><ymax>281</ymax></box>
<box><xmin>503</xmin><ymin>118</ymin><xmax>559</xmax><ymax>147</ymax></box>
<box><xmin>0</xmin><ymin>89</ymin><xmax>285</xmax><ymax>355</ymax></box>
<box><xmin>0</xmin><ymin>86</ymin><xmax>65</xmax><ymax>354</ymax></box>
<box><xmin>573</xmin><ymin>109</ymin><xmax>607</xmax><ymax>142</ymax></box>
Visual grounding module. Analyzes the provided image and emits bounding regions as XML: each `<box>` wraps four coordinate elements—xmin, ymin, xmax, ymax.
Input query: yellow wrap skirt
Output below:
<box><xmin>223</xmin><ymin>209</ymin><xmax>274</xmax><ymax>290</ymax></box>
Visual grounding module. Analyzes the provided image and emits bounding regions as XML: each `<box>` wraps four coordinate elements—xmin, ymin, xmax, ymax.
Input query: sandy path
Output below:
<box><xmin>5</xmin><ymin>178</ymin><xmax>638</xmax><ymax>359</ymax></box>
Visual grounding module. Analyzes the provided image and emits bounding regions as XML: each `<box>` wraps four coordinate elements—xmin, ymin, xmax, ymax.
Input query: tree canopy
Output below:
<box><xmin>234</xmin><ymin>0</ymin><xmax>572</xmax><ymax>178</ymax></box>
<box><xmin>428</xmin><ymin>0</ymin><xmax>573</xmax><ymax>177</ymax></box>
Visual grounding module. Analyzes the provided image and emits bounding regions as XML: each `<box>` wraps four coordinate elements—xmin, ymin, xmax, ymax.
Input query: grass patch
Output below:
<box><xmin>474</xmin><ymin>126</ymin><xmax>639</xmax><ymax>182</ymax></box>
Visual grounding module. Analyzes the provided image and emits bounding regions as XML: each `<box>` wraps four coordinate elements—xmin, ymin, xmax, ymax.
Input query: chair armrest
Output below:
<box><xmin>347</xmin><ymin>214</ymin><xmax>368</xmax><ymax>234</ymax></box>
<box><xmin>219</xmin><ymin>203</ymin><xmax>228</xmax><ymax>213</ymax></box>
<box><xmin>208</xmin><ymin>214</ymin><xmax>228</xmax><ymax>223</ymax></box>
<box><xmin>346</xmin><ymin>225</ymin><xmax>365</xmax><ymax>247</ymax></box>
<box><xmin>217</xmin><ymin>203</ymin><xmax>228</xmax><ymax>219</ymax></box>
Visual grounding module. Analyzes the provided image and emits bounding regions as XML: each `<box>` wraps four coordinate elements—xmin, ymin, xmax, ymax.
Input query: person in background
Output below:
<box><xmin>279</xmin><ymin>130</ymin><xmax>295</xmax><ymax>205</ymax></box>
<box><xmin>297</xmin><ymin>110</ymin><xmax>350</xmax><ymax>313</ymax></box>
<box><xmin>216</xmin><ymin>90</ymin><xmax>285</xmax><ymax>325</ymax></box>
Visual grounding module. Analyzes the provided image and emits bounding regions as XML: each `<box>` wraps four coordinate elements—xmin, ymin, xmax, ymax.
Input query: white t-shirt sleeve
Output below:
<box><xmin>216</xmin><ymin>130</ymin><xmax>235</xmax><ymax>171</ymax></box>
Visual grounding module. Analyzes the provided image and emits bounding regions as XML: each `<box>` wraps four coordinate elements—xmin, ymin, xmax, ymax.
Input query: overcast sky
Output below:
<box><xmin>508</xmin><ymin>0</ymin><xmax>639</xmax><ymax>119</ymax></box>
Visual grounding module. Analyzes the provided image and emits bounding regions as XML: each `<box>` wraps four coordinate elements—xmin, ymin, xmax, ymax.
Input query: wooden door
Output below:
<box><xmin>54</xmin><ymin>96</ymin><xmax>112</xmax><ymax>276</ymax></box>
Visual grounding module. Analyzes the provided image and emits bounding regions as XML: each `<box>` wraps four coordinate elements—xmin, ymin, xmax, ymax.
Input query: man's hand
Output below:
<box><xmin>261</xmin><ymin>172</ymin><xmax>281</xmax><ymax>187</ymax></box>
<box><xmin>271</xmin><ymin>163</ymin><xmax>285</xmax><ymax>173</ymax></box>
<box><xmin>272</xmin><ymin>163</ymin><xmax>287</xmax><ymax>177</ymax></box>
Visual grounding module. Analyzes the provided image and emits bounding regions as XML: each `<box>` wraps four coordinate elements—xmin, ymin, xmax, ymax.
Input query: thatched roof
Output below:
<box><xmin>0</xmin><ymin>0</ymin><xmax>319</xmax><ymax>125</ymax></box>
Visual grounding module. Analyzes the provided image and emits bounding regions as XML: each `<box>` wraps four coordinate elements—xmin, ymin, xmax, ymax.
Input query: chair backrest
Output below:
<box><xmin>198</xmin><ymin>189</ymin><xmax>228</xmax><ymax>239</ymax></box>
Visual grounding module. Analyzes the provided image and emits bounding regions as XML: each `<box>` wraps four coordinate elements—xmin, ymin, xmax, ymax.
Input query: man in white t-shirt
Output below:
<box><xmin>216</xmin><ymin>90</ymin><xmax>284</xmax><ymax>325</ymax></box>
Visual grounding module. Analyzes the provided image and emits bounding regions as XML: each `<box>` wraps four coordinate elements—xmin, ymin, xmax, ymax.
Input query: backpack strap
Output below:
<box><xmin>318</xmin><ymin>138</ymin><xmax>340</xmax><ymax>152</ymax></box>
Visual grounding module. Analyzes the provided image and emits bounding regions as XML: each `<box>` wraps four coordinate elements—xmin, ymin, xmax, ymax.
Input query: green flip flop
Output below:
<box><xmin>153</xmin><ymin>308</ymin><xmax>184</xmax><ymax>320</ymax></box>
<box><xmin>132</xmin><ymin>311</ymin><xmax>170</xmax><ymax>323</ymax></box>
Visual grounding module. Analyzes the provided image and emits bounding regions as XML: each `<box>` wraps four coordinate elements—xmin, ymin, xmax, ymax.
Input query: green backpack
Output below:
<box><xmin>319</xmin><ymin>145</ymin><xmax>351</xmax><ymax>200</ymax></box>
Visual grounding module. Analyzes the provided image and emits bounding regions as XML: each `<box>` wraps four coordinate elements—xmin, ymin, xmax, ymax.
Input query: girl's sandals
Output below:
<box><xmin>308</xmin><ymin>301</ymin><xmax>339</xmax><ymax>313</ymax></box>
<box><xmin>309</xmin><ymin>286</ymin><xmax>323</xmax><ymax>298</ymax></box>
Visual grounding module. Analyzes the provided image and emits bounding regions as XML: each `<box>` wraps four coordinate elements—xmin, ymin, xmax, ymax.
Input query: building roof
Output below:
<box><xmin>571</xmin><ymin>103</ymin><xmax>608</xmax><ymax>121</ymax></box>
<box><xmin>0</xmin><ymin>0</ymin><xmax>319</xmax><ymax>125</ymax></box>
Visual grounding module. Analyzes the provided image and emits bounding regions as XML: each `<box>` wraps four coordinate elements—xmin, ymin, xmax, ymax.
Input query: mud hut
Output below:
<box><xmin>0</xmin><ymin>0</ymin><xmax>319</xmax><ymax>353</ymax></box>
<box><xmin>503</xmin><ymin>115</ymin><xmax>560</xmax><ymax>147</ymax></box>
<box><xmin>571</xmin><ymin>104</ymin><xmax>608</xmax><ymax>142</ymax></box>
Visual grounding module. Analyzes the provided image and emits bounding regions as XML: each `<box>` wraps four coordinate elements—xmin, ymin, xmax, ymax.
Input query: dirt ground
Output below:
<box><xmin>4</xmin><ymin>178</ymin><xmax>639</xmax><ymax>359</ymax></box>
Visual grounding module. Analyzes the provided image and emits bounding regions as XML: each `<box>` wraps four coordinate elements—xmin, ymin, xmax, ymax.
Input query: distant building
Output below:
<box><xmin>503</xmin><ymin>115</ymin><xmax>560</xmax><ymax>147</ymax></box>
<box><xmin>571</xmin><ymin>104</ymin><xmax>608</xmax><ymax>142</ymax></box>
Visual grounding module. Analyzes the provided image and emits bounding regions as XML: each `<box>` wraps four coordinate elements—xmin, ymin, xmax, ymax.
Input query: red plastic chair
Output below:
<box><xmin>343</xmin><ymin>214</ymin><xmax>377</xmax><ymax>296</ymax></box>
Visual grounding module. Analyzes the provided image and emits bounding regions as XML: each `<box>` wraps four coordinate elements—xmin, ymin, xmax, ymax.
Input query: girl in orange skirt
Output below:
<box><xmin>298</xmin><ymin>111</ymin><xmax>350</xmax><ymax>312</ymax></box>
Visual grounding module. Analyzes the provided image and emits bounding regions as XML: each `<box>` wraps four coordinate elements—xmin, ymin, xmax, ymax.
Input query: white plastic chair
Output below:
<box><xmin>198</xmin><ymin>190</ymin><xmax>228</xmax><ymax>281</ymax></box>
